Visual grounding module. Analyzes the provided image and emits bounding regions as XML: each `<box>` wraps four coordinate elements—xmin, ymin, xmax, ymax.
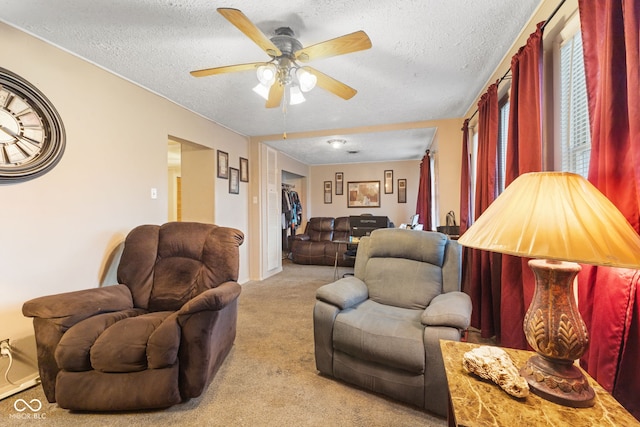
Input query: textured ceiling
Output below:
<box><xmin>0</xmin><ymin>0</ymin><xmax>541</xmax><ymax>165</ymax></box>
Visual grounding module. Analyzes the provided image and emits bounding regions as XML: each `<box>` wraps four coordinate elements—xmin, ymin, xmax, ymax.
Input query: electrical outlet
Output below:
<box><xmin>0</xmin><ymin>339</ymin><xmax>10</xmax><ymax>357</ymax></box>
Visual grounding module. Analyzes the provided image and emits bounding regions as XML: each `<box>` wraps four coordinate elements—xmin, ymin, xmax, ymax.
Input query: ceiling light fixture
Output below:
<box><xmin>190</xmin><ymin>9</ymin><xmax>372</xmax><ymax>111</ymax></box>
<box><xmin>256</xmin><ymin>64</ymin><xmax>277</xmax><ymax>86</ymax></box>
<box><xmin>296</xmin><ymin>68</ymin><xmax>317</xmax><ymax>92</ymax></box>
<box><xmin>252</xmin><ymin>82</ymin><xmax>270</xmax><ymax>100</ymax></box>
<box><xmin>327</xmin><ymin>138</ymin><xmax>347</xmax><ymax>148</ymax></box>
<box><xmin>288</xmin><ymin>86</ymin><xmax>306</xmax><ymax>105</ymax></box>
<box><xmin>251</xmin><ymin>28</ymin><xmax>318</xmax><ymax>106</ymax></box>
<box><xmin>253</xmin><ymin>62</ymin><xmax>317</xmax><ymax>105</ymax></box>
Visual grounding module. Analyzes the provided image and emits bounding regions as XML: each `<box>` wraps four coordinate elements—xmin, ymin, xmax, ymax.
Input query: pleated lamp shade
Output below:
<box><xmin>458</xmin><ymin>171</ymin><xmax>640</xmax><ymax>268</ymax></box>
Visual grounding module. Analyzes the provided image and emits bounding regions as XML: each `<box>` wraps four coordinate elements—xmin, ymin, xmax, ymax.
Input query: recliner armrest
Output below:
<box><xmin>421</xmin><ymin>291</ymin><xmax>472</xmax><ymax>330</ymax></box>
<box><xmin>178</xmin><ymin>281</ymin><xmax>241</xmax><ymax>316</ymax></box>
<box><xmin>22</xmin><ymin>285</ymin><xmax>134</xmax><ymax>329</ymax></box>
<box><xmin>316</xmin><ymin>277</ymin><xmax>368</xmax><ymax>310</ymax></box>
<box><xmin>293</xmin><ymin>234</ymin><xmax>310</xmax><ymax>241</ymax></box>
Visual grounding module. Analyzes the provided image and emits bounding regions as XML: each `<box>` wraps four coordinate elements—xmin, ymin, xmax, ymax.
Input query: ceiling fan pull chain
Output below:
<box><xmin>282</xmin><ymin>102</ymin><xmax>288</xmax><ymax>140</ymax></box>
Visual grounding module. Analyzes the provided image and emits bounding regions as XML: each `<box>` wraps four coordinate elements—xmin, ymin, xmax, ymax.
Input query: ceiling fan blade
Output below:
<box><xmin>303</xmin><ymin>67</ymin><xmax>357</xmax><ymax>100</ymax></box>
<box><xmin>217</xmin><ymin>8</ymin><xmax>282</xmax><ymax>57</ymax></box>
<box><xmin>295</xmin><ymin>31</ymin><xmax>372</xmax><ymax>62</ymax></box>
<box><xmin>266</xmin><ymin>83</ymin><xmax>284</xmax><ymax>108</ymax></box>
<box><xmin>190</xmin><ymin>62</ymin><xmax>264</xmax><ymax>78</ymax></box>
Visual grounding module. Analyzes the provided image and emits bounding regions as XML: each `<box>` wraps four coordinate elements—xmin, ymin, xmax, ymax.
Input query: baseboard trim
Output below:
<box><xmin>0</xmin><ymin>374</ymin><xmax>40</xmax><ymax>400</ymax></box>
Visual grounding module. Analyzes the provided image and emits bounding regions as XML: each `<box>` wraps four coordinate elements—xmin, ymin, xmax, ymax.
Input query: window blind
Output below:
<box><xmin>560</xmin><ymin>32</ymin><xmax>591</xmax><ymax>178</ymax></box>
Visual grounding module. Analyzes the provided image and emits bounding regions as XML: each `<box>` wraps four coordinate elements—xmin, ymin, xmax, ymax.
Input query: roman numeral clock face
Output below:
<box><xmin>0</xmin><ymin>67</ymin><xmax>65</xmax><ymax>183</ymax></box>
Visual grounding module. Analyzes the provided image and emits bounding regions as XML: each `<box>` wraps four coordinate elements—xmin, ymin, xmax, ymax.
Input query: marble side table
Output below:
<box><xmin>440</xmin><ymin>340</ymin><xmax>640</xmax><ymax>426</ymax></box>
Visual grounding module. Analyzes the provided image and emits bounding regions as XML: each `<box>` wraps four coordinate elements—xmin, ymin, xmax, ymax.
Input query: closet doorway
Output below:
<box><xmin>282</xmin><ymin>170</ymin><xmax>306</xmax><ymax>259</ymax></box>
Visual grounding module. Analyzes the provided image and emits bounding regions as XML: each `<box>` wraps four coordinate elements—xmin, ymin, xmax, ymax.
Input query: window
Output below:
<box><xmin>497</xmin><ymin>98</ymin><xmax>510</xmax><ymax>194</ymax></box>
<box><xmin>469</xmin><ymin>127</ymin><xmax>478</xmax><ymax>222</ymax></box>
<box><xmin>430</xmin><ymin>151</ymin><xmax>439</xmax><ymax>230</ymax></box>
<box><xmin>559</xmin><ymin>31</ymin><xmax>590</xmax><ymax>177</ymax></box>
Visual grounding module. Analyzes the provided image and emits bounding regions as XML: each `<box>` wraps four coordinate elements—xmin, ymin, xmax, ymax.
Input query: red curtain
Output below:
<box><xmin>465</xmin><ymin>82</ymin><xmax>500</xmax><ymax>338</ymax></box>
<box><xmin>459</xmin><ymin>120</ymin><xmax>471</xmax><ymax>235</ymax></box>
<box><xmin>459</xmin><ymin>120</ymin><xmax>473</xmax><ymax>316</ymax></box>
<box><xmin>416</xmin><ymin>151</ymin><xmax>432</xmax><ymax>230</ymax></box>
<box><xmin>499</xmin><ymin>23</ymin><xmax>544</xmax><ymax>349</ymax></box>
<box><xmin>578</xmin><ymin>0</ymin><xmax>640</xmax><ymax>419</ymax></box>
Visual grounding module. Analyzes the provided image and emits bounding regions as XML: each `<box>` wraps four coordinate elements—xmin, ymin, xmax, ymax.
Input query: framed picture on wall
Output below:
<box><xmin>384</xmin><ymin>170</ymin><xmax>394</xmax><ymax>194</ymax></box>
<box><xmin>398</xmin><ymin>178</ymin><xmax>407</xmax><ymax>203</ymax></box>
<box><xmin>335</xmin><ymin>172</ymin><xmax>344</xmax><ymax>195</ymax></box>
<box><xmin>240</xmin><ymin>157</ymin><xmax>249</xmax><ymax>182</ymax></box>
<box><xmin>229</xmin><ymin>167</ymin><xmax>240</xmax><ymax>194</ymax></box>
<box><xmin>324</xmin><ymin>181</ymin><xmax>332</xmax><ymax>204</ymax></box>
<box><xmin>217</xmin><ymin>150</ymin><xmax>229</xmax><ymax>179</ymax></box>
<box><xmin>348</xmin><ymin>181</ymin><xmax>381</xmax><ymax>208</ymax></box>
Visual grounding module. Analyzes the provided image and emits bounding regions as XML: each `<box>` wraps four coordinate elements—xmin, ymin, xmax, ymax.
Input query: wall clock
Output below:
<box><xmin>0</xmin><ymin>67</ymin><xmax>65</xmax><ymax>183</ymax></box>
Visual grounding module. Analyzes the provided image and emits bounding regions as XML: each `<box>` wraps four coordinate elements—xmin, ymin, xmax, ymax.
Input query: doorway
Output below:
<box><xmin>167</xmin><ymin>137</ymin><xmax>215</xmax><ymax>223</ymax></box>
<box><xmin>282</xmin><ymin>170</ymin><xmax>306</xmax><ymax>259</ymax></box>
<box><xmin>168</xmin><ymin>140</ymin><xmax>181</xmax><ymax>221</ymax></box>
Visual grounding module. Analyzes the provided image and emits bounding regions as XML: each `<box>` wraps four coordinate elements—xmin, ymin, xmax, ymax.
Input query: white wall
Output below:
<box><xmin>303</xmin><ymin>119</ymin><xmax>463</xmax><ymax>229</ymax></box>
<box><xmin>0</xmin><ymin>23</ymin><xmax>250</xmax><ymax>359</ymax></box>
<box><xmin>308</xmin><ymin>160</ymin><xmax>421</xmax><ymax>228</ymax></box>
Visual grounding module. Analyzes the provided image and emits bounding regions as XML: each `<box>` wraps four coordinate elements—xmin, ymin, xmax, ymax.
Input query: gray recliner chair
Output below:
<box><xmin>313</xmin><ymin>228</ymin><xmax>471</xmax><ymax>416</ymax></box>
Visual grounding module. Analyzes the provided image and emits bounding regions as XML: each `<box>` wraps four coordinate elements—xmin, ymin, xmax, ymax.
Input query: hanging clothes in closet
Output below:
<box><xmin>282</xmin><ymin>185</ymin><xmax>302</xmax><ymax>255</ymax></box>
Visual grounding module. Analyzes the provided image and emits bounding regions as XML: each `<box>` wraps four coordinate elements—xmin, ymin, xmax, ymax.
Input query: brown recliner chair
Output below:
<box><xmin>22</xmin><ymin>222</ymin><xmax>244</xmax><ymax>411</ymax></box>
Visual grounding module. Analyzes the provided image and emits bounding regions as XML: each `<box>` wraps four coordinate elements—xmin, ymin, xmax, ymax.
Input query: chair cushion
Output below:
<box><xmin>55</xmin><ymin>309</ymin><xmax>146</xmax><ymax>371</ymax></box>
<box><xmin>368</xmin><ymin>228</ymin><xmax>447</xmax><ymax>265</ymax></box>
<box><xmin>149</xmin><ymin>257</ymin><xmax>202</xmax><ymax>311</ymax></box>
<box><xmin>364</xmin><ymin>257</ymin><xmax>443</xmax><ymax>309</ymax></box>
<box><xmin>421</xmin><ymin>291</ymin><xmax>472</xmax><ymax>329</ymax></box>
<box><xmin>90</xmin><ymin>311</ymin><xmax>176</xmax><ymax>373</ymax></box>
<box><xmin>307</xmin><ymin>217</ymin><xmax>335</xmax><ymax>242</ymax></box>
<box><xmin>118</xmin><ymin>222</ymin><xmax>244</xmax><ymax>311</ymax></box>
<box><xmin>333</xmin><ymin>217</ymin><xmax>350</xmax><ymax>241</ymax></box>
<box><xmin>333</xmin><ymin>300</ymin><xmax>425</xmax><ymax>373</ymax></box>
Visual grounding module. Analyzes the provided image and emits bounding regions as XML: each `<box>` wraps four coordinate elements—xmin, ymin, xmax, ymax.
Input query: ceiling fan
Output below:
<box><xmin>190</xmin><ymin>8</ymin><xmax>372</xmax><ymax>108</ymax></box>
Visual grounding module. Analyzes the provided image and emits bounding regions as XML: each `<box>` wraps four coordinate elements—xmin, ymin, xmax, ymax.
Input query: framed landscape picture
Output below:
<box><xmin>347</xmin><ymin>181</ymin><xmax>381</xmax><ymax>208</ymax></box>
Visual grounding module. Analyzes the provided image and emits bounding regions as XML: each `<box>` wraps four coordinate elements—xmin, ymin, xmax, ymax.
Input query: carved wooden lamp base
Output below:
<box><xmin>521</xmin><ymin>354</ymin><xmax>595</xmax><ymax>407</ymax></box>
<box><xmin>522</xmin><ymin>259</ymin><xmax>595</xmax><ymax>408</ymax></box>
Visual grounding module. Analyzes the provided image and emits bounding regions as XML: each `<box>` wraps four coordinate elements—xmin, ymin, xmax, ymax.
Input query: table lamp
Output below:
<box><xmin>458</xmin><ymin>171</ymin><xmax>640</xmax><ymax>407</ymax></box>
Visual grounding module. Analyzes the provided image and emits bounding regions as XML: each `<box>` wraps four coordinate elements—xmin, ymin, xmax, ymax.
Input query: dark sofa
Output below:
<box><xmin>290</xmin><ymin>217</ymin><xmax>355</xmax><ymax>267</ymax></box>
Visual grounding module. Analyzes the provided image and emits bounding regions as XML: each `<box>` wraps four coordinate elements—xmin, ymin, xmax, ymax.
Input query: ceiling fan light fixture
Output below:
<box><xmin>256</xmin><ymin>64</ymin><xmax>277</xmax><ymax>86</ymax></box>
<box><xmin>289</xmin><ymin>86</ymin><xmax>306</xmax><ymax>105</ymax></box>
<box><xmin>296</xmin><ymin>68</ymin><xmax>317</xmax><ymax>92</ymax></box>
<box><xmin>192</xmin><ymin>9</ymin><xmax>372</xmax><ymax>109</ymax></box>
<box><xmin>252</xmin><ymin>82</ymin><xmax>271</xmax><ymax>100</ymax></box>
